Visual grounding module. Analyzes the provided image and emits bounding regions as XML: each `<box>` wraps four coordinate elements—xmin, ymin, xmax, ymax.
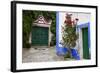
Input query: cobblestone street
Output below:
<box><xmin>22</xmin><ymin>47</ymin><xmax>64</xmax><ymax>63</ymax></box>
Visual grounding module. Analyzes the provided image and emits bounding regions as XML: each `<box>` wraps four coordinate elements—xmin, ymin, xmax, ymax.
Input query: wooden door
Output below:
<box><xmin>82</xmin><ymin>28</ymin><xmax>90</xmax><ymax>59</ymax></box>
<box><xmin>32</xmin><ymin>26</ymin><xmax>48</xmax><ymax>46</ymax></box>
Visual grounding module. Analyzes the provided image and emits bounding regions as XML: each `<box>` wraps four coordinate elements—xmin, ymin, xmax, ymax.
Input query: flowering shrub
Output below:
<box><xmin>61</xmin><ymin>13</ymin><xmax>79</xmax><ymax>58</ymax></box>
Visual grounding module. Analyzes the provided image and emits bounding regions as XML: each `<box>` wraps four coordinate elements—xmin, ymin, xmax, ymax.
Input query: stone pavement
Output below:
<box><xmin>22</xmin><ymin>47</ymin><xmax>64</xmax><ymax>63</ymax></box>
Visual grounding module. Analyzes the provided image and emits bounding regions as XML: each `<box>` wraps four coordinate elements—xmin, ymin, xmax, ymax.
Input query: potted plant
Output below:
<box><xmin>61</xmin><ymin>13</ymin><xmax>79</xmax><ymax>59</ymax></box>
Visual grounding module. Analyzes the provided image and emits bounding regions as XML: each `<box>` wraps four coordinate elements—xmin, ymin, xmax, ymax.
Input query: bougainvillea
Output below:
<box><xmin>61</xmin><ymin>13</ymin><xmax>79</xmax><ymax>58</ymax></box>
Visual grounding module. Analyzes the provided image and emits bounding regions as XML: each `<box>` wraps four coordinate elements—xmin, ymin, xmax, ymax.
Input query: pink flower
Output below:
<box><xmin>64</xmin><ymin>13</ymin><xmax>79</xmax><ymax>27</ymax></box>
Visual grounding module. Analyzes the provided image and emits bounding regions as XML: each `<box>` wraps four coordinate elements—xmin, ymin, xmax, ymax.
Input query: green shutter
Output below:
<box><xmin>82</xmin><ymin>28</ymin><xmax>90</xmax><ymax>59</ymax></box>
<box><xmin>32</xmin><ymin>26</ymin><xmax>48</xmax><ymax>46</ymax></box>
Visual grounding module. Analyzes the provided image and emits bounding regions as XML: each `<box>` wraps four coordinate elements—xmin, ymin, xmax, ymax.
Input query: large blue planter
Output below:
<box><xmin>56</xmin><ymin>47</ymin><xmax>80</xmax><ymax>60</ymax></box>
<box><xmin>71</xmin><ymin>49</ymin><xmax>80</xmax><ymax>60</ymax></box>
<box><xmin>56</xmin><ymin>47</ymin><xmax>68</xmax><ymax>56</ymax></box>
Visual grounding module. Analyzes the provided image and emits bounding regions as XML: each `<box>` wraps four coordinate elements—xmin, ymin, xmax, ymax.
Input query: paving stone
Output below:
<box><xmin>22</xmin><ymin>47</ymin><xmax>64</xmax><ymax>63</ymax></box>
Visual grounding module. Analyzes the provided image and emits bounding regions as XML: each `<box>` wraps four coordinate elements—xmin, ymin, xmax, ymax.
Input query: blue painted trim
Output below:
<box><xmin>78</xmin><ymin>22</ymin><xmax>90</xmax><ymax>49</ymax></box>
<box><xmin>77</xmin><ymin>22</ymin><xmax>88</xmax><ymax>28</ymax></box>
<box><xmin>56</xmin><ymin>12</ymin><xmax>66</xmax><ymax>55</ymax></box>
<box><xmin>56</xmin><ymin>12</ymin><xmax>59</xmax><ymax>54</ymax></box>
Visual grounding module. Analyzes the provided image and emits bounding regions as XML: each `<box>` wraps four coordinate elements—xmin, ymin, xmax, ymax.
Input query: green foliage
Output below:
<box><xmin>23</xmin><ymin>10</ymin><xmax>56</xmax><ymax>48</ymax></box>
<box><xmin>23</xmin><ymin>11</ymin><xmax>32</xmax><ymax>48</ymax></box>
<box><xmin>64</xmin><ymin>52</ymin><xmax>71</xmax><ymax>58</ymax></box>
<box><xmin>50</xmin><ymin>35</ymin><xmax>56</xmax><ymax>46</ymax></box>
<box><xmin>63</xmin><ymin>25</ymin><xmax>78</xmax><ymax>48</ymax></box>
<box><xmin>49</xmin><ymin>12</ymin><xmax>56</xmax><ymax>46</ymax></box>
<box><xmin>62</xmin><ymin>14</ymin><xmax>79</xmax><ymax>58</ymax></box>
<box><xmin>24</xmin><ymin>43</ymin><xmax>31</xmax><ymax>49</ymax></box>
